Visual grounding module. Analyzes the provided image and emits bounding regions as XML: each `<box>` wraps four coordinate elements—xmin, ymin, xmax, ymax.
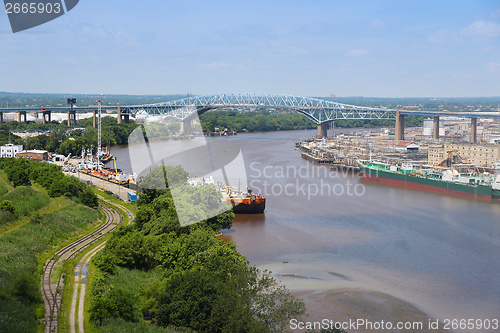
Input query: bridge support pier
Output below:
<box><xmin>41</xmin><ymin>110</ymin><xmax>51</xmax><ymax>124</ymax></box>
<box><xmin>0</xmin><ymin>112</ymin><xmax>3</xmax><ymax>123</ymax></box>
<box><xmin>67</xmin><ymin>110</ymin><xmax>76</xmax><ymax>126</ymax></box>
<box><xmin>433</xmin><ymin>116</ymin><xmax>440</xmax><ymax>139</ymax></box>
<box><xmin>116</xmin><ymin>106</ymin><xmax>129</xmax><ymax>124</ymax></box>
<box><xmin>16</xmin><ymin>111</ymin><xmax>27</xmax><ymax>123</ymax></box>
<box><xmin>471</xmin><ymin>117</ymin><xmax>477</xmax><ymax>143</ymax></box>
<box><xmin>395</xmin><ymin>110</ymin><xmax>405</xmax><ymax>140</ymax></box>
<box><xmin>117</xmin><ymin>106</ymin><xmax>122</xmax><ymax>124</ymax></box>
<box><xmin>317</xmin><ymin>122</ymin><xmax>329</xmax><ymax>137</ymax></box>
<box><xmin>181</xmin><ymin>119</ymin><xmax>192</xmax><ymax>135</ymax></box>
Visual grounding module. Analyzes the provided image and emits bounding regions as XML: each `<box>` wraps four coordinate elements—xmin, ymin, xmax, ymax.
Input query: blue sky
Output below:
<box><xmin>0</xmin><ymin>0</ymin><xmax>499</xmax><ymax>97</ymax></box>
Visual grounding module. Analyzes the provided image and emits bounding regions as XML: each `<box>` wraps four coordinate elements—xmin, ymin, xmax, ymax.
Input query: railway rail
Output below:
<box><xmin>41</xmin><ymin>204</ymin><xmax>120</xmax><ymax>333</ymax></box>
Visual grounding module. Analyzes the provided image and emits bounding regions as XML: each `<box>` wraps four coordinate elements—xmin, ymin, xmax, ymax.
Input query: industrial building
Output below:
<box><xmin>423</xmin><ymin>119</ymin><xmax>445</xmax><ymax>136</ymax></box>
<box><xmin>0</xmin><ymin>144</ymin><xmax>23</xmax><ymax>158</ymax></box>
<box><xmin>17</xmin><ymin>150</ymin><xmax>49</xmax><ymax>161</ymax></box>
<box><xmin>428</xmin><ymin>143</ymin><xmax>500</xmax><ymax>167</ymax></box>
<box><xmin>395</xmin><ymin>141</ymin><xmax>419</xmax><ymax>152</ymax></box>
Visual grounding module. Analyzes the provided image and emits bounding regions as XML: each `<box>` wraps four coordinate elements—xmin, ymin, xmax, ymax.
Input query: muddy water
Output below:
<box><xmin>112</xmin><ymin>129</ymin><xmax>500</xmax><ymax>332</ymax></box>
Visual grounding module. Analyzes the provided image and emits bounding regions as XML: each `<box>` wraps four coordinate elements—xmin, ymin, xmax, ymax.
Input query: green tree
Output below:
<box><xmin>81</xmin><ymin>188</ymin><xmax>99</xmax><ymax>208</ymax></box>
<box><xmin>10</xmin><ymin>168</ymin><xmax>31</xmax><ymax>187</ymax></box>
<box><xmin>0</xmin><ymin>200</ymin><xmax>16</xmax><ymax>215</ymax></box>
<box><xmin>30</xmin><ymin>212</ymin><xmax>42</xmax><ymax>224</ymax></box>
<box><xmin>10</xmin><ymin>273</ymin><xmax>42</xmax><ymax>303</ymax></box>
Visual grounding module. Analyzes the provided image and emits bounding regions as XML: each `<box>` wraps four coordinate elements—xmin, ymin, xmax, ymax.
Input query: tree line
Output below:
<box><xmin>199</xmin><ymin>110</ymin><xmax>425</xmax><ymax>133</ymax></box>
<box><xmin>0</xmin><ymin>158</ymin><xmax>98</xmax><ymax>208</ymax></box>
<box><xmin>0</xmin><ymin>116</ymin><xmax>138</xmax><ymax>156</ymax></box>
<box><xmin>90</xmin><ymin>165</ymin><xmax>306</xmax><ymax>332</ymax></box>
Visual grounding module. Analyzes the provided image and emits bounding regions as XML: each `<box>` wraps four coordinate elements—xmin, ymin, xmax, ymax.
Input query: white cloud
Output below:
<box><xmin>485</xmin><ymin>61</ymin><xmax>500</xmax><ymax>72</ymax></box>
<box><xmin>199</xmin><ymin>61</ymin><xmax>230</xmax><ymax>69</ymax></box>
<box><xmin>427</xmin><ymin>29</ymin><xmax>459</xmax><ymax>43</ymax></box>
<box><xmin>491</xmin><ymin>8</ymin><xmax>500</xmax><ymax>19</ymax></box>
<box><xmin>345</xmin><ymin>49</ymin><xmax>369</xmax><ymax>57</ymax></box>
<box><xmin>370</xmin><ymin>19</ymin><xmax>385</xmax><ymax>29</ymax></box>
<box><xmin>461</xmin><ymin>21</ymin><xmax>500</xmax><ymax>37</ymax></box>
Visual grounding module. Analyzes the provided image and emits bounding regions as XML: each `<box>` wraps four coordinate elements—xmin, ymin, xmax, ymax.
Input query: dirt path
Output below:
<box><xmin>0</xmin><ymin>172</ymin><xmax>14</xmax><ymax>192</ymax></box>
<box><xmin>67</xmin><ymin>197</ymin><xmax>134</xmax><ymax>333</ymax></box>
<box><xmin>70</xmin><ymin>242</ymin><xmax>107</xmax><ymax>333</ymax></box>
<box><xmin>42</xmin><ymin>204</ymin><xmax>121</xmax><ymax>333</ymax></box>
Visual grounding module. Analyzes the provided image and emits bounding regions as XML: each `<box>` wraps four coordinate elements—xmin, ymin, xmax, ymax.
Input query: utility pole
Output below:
<box><xmin>97</xmin><ymin>100</ymin><xmax>102</xmax><ymax>171</ymax></box>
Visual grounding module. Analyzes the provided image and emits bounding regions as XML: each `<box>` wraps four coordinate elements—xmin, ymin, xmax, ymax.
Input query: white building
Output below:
<box><xmin>423</xmin><ymin>119</ymin><xmax>445</xmax><ymax>136</ymax></box>
<box><xmin>395</xmin><ymin>141</ymin><xmax>419</xmax><ymax>152</ymax></box>
<box><xmin>0</xmin><ymin>144</ymin><xmax>23</xmax><ymax>158</ymax></box>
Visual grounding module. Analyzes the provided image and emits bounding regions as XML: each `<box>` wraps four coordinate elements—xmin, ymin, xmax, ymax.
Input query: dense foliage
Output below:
<box><xmin>0</xmin><ymin>187</ymin><xmax>50</xmax><ymax>222</ymax></box>
<box><xmin>0</xmin><ymin>158</ymin><xmax>98</xmax><ymax>208</ymax></box>
<box><xmin>0</xmin><ymin>116</ymin><xmax>138</xmax><ymax>155</ymax></box>
<box><xmin>90</xmin><ymin>166</ymin><xmax>305</xmax><ymax>332</ymax></box>
<box><xmin>0</xmin><ymin>204</ymin><xmax>101</xmax><ymax>333</ymax></box>
<box><xmin>199</xmin><ymin>110</ymin><xmax>425</xmax><ymax>133</ymax></box>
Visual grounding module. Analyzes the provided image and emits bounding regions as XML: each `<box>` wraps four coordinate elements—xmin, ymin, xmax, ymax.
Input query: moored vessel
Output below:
<box><xmin>358</xmin><ymin>160</ymin><xmax>498</xmax><ymax>200</ymax></box>
<box><xmin>220</xmin><ymin>187</ymin><xmax>266</xmax><ymax>214</ymax></box>
<box><xmin>188</xmin><ymin>176</ymin><xmax>266</xmax><ymax>213</ymax></box>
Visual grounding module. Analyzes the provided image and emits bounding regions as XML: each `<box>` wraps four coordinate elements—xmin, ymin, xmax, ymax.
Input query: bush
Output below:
<box><xmin>0</xmin><ymin>158</ymin><xmax>98</xmax><ymax>208</ymax></box>
<box><xmin>0</xmin><ymin>187</ymin><xmax>50</xmax><ymax>218</ymax></box>
<box><xmin>0</xmin><ymin>200</ymin><xmax>16</xmax><ymax>215</ymax></box>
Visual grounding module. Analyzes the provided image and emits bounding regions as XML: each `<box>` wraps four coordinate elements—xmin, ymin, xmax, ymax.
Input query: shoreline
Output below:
<box><xmin>291</xmin><ymin>288</ymin><xmax>449</xmax><ymax>333</ymax></box>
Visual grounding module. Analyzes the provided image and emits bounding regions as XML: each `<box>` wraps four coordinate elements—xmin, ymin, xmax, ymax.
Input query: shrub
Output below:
<box><xmin>0</xmin><ymin>200</ymin><xmax>16</xmax><ymax>215</ymax></box>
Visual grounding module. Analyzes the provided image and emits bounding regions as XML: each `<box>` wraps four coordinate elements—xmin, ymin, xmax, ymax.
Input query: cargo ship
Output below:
<box><xmin>188</xmin><ymin>177</ymin><xmax>266</xmax><ymax>213</ymax></box>
<box><xmin>358</xmin><ymin>160</ymin><xmax>500</xmax><ymax>200</ymax></box>
<box><xmin>77</xmin><ymin>147</ymin><xmax>129</xmax><ymax>185</ymax></box>
<box><xmin>99</xmin><ymin>146</ymin><xmax>115</xmax><ymax>164</ymax></box>
<box><xmin>220</xmin><ymin>187</ymin><xmax>266</xmax><ymax>214</ymax></box>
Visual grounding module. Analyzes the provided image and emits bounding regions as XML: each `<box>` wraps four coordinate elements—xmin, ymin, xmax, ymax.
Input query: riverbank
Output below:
<box><xmin>293</xmin><ymin>289</ymin><xmax>448</xmax><ymax>333</ymax></box>
<box><xmin>113</xmin><ymin>129</ymin><xmax>500</xmax><ymax>332</ymax></box>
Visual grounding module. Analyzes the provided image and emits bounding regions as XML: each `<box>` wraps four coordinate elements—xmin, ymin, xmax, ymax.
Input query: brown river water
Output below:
<box><xmin>112</xmin><ymin>129</ymin><xmax>500</xmax><ymax>332</ymax></box>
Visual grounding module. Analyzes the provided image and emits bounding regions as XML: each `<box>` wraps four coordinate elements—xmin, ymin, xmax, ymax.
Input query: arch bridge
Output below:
<box><xmin>119</xmin><ymin>94</ymin><xmax>396</xmax><ymax>137</ymax></box>
<box><xmin>2</xmin><ymin>94</ymin><xmax>499</xmax><ymax>141</ymax></box>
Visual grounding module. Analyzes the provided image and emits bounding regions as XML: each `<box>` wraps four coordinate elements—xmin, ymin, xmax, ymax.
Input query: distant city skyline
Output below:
<box><xmin>1</xmin><ymin>1</ymin><xmax>499</xmax><ymax>98</ymax></box>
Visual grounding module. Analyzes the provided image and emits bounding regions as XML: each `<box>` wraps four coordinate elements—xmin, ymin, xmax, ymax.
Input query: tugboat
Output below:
<box><xmin>99</xmin><ymin>145</ymin><xmax>115</xmax><ymax>164</ymax></box>
<box><xmin>220</xmin><ymin>187</ymin><xmax>266</xmax><ymax>214</ymax></box>
<box><xmin>187</xmin><ymin>177</ymin><xmax>266</xmax><ymax>214</ymax></box>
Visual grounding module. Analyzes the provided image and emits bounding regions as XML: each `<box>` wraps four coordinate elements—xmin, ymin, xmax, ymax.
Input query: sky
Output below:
<box><xmin>0</xmin><ymin>0</ymin><xmax>499</xmax><ymax>98</ymax></box>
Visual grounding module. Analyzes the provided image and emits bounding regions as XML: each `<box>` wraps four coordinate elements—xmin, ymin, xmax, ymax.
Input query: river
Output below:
<box><xmin>112</xmin><ymin>129</ymin><xmax>500</xmax><ymax>332</ymax></box>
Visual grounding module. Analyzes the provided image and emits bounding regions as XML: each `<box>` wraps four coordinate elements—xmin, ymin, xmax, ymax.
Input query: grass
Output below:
<box><xmin>99</xmin><ymin>318</ymin><xmax>187</xmax><ymax>333</ymax></box>
<box><xmin>0</xmin><ymin>170</ymin><xmax>11</xmax><ymax>188</ymax></box>
<box><xmin>94</xmin><ymin>187</ymin><xmax>138</xmax><ymax>214</ymax></box>
<box><xmin>0</xmin><ymin>196</ymin><xmax>69</xmax><ymax>237</ymax></box>
<box><xmin>0</xmin><ymin>186</ymin><xmax>50</xmax><ymax>219</ymax></box>
<box><xmin>108</xmin><ymin>266</ymin><xmax>163</xmax><ymax>296</ymax></box>
<box><xmin>0</xmin><ymin>204</ymin><xmax>101</xmax><ymax>333</ymax></box>
<box><xmin>0</xmin><ymin>179</ymin><xmax>8</xmax><ymax>196</ymax></box>
<box><xmin>60</xmin><ymin>199</ymin><xmax>130</xmax><ymax>333</ymax></box>
<box><xmin>0</xmin><ymin>210</ymin><xmax>15</xmax><ymax>224</ymax></box>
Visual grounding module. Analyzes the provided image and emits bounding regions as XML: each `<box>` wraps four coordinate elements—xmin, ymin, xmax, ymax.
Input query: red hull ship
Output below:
<box><xmin>222</xmin><ymin>188</ymin><xmax>266</xmax><ymax>214</ymax></box>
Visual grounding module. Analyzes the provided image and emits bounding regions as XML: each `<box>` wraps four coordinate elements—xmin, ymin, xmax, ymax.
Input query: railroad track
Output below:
<box><xmin>97</xmin><ymin>195</ymin><xmax>135</xmax><ymax>225</ymax></box>
<box><xmin>41</xmin><ymin>204</ymin><xmax>120</xmax><ymax>333</ymax></box>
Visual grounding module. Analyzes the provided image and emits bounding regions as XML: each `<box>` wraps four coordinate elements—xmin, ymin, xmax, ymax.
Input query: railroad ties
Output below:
<box><xmin>42</xmin><ymin>205</ymin><xmax>119</xmax><ymax>333</ymax></box>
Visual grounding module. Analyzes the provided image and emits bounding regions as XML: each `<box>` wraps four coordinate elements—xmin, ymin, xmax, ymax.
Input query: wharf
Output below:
<box><xmin>63</xmin><ymin>170</ymin><xmax>136</xmax><ymax>202</ymax></box>
<box><xmin>301</xmin><ymin>152</ymin><xmax>334</xmax><ymax>164</ymax></box>
<box><xmin>331</xmin><ymin>163</ymin><xmax>361</xmax><ymax>173</ymax></box>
